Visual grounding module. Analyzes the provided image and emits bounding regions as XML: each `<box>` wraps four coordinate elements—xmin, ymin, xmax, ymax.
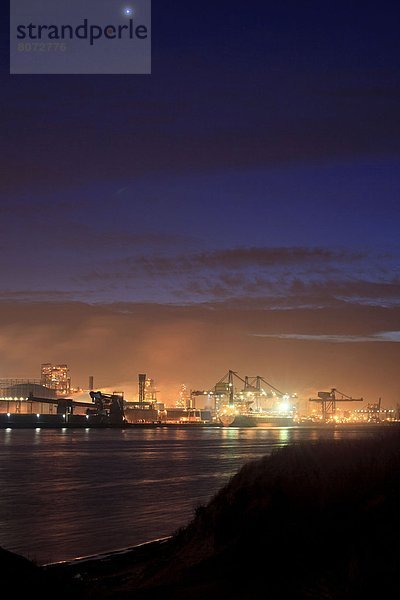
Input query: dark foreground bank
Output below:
<box><xmin>6</xmin><ymin>431</ymin><xmax>400</xmax><ymax>599</ymax></box>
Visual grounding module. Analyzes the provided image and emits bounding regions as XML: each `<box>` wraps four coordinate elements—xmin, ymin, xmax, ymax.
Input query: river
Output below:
<box><xmin>0</xmin><ymin>426</ymin><xmax>381</xmax><ymax>564</ymax></box>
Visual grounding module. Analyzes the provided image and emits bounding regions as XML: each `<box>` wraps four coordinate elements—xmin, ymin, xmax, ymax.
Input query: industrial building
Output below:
<box><xmin>41</xmin><ymin>363</ymin><xmax>71</xmax><ymax>396</ymax></box>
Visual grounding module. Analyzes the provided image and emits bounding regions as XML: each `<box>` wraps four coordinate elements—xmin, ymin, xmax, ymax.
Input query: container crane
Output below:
<box><xmin>309</xmin><ymin>388</ymin><xmax>363</xmax><ymax>421</ymax></box>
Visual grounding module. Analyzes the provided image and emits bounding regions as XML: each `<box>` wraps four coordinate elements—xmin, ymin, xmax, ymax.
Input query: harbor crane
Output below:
<box><xmin>309</xmin><ymin>388</ymin><xmax>363</xmax><ymax>421</ymax></box>
<box><xmin>214</xmin><ymin>370</ymin><xmax>290</xmax><ymax>407</ymax></box>
<box><xmin>214</xmin><ymin>370</ymin><xmax>247</xmax><ymax>406</ymax></box>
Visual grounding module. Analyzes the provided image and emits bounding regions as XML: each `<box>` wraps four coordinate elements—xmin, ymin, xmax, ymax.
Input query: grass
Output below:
<box><xmin>125</xmin><ymin>431</ymin><xmax>400</xmax><ymax>599</ymax></box>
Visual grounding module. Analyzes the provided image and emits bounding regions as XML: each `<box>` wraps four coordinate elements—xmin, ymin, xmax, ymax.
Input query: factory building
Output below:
<box><xmin>41</xmin><ymin>363</ymin><xmax>71</xmax><ymax>396</ymax></box>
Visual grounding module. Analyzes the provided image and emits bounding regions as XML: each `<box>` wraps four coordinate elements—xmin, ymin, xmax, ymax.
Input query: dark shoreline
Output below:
<box><xmin>44</xmin><ymin>536</ymin><xmax>172</xmax><ymax>572</ymax></box>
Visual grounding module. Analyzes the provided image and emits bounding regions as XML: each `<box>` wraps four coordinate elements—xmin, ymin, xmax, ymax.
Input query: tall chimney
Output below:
<box><xmin>138</xmin><ymin>373</ymin><xmax>146</xmax><ymax>403</ymax></box>
<box><xmin>89</xmin><ymin>376</ymin><xmax>94</xmax><ymax>391</ymax></box>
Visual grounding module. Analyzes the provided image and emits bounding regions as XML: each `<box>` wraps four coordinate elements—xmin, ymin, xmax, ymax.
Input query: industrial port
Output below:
<box><xmin>0</xmin><ymin>364</ymin><xmax>397</xmax><ymax>429</ymax></box>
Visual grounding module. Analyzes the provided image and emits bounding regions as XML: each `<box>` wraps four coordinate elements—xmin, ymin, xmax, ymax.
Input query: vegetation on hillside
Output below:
<box><xmin>121</xmin><ymin>433</ymin><xmax>400</xmax><ymax>599</ymax></box>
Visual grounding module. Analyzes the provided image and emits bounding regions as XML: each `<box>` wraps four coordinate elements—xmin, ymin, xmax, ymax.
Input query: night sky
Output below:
<box><xmin>1</xmin><ymin>2</ymin><xmax>400</xmax><ymax>405</ymax></box>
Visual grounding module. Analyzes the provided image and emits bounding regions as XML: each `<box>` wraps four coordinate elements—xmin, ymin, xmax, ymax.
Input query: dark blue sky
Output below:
<box><xmin>0</xmin><ymin>1</ymin><xmax>399</xmax><ymax>399</ymax></box>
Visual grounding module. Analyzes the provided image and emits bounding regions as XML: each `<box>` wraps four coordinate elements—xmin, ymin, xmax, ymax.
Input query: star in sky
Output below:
<box><xmin>122</xmin><ymin>7</ymin><xmax>134</xmax><ymax>17</ymax></box>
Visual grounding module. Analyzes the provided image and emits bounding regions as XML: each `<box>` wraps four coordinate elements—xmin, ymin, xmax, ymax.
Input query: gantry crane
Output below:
<box><xmin>213</xmin><ymin>370</ymin><xmax>290</xmax><ymax>408</ymax></box>
<box><xmin>214</xmin><ymin>370</ymin><xmax>248</xmax><ymax>406</ymax></box>
<box><xmin>244</xmin><ymin>375</ymin><xmax>285</xmax><ymax>397</ymax></box>
<box><xmin>309</xmin><ymin>388</ymin><xmax>363</xmax><ymax>421</ymax></box>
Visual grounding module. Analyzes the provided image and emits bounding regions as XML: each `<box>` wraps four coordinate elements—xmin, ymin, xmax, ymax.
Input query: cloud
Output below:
<box><xmin>288</xmin><ymin>279</ymin><xmax>400</xmax><ymax>307</ymax></box>
<box><xmin>2</xmin><ymin>242</ymin><xmax>392</xmax><ymax>309</ymax></box>
<box><xmin>251</xmin><ymin>331</ymin><xmax>400</xmax><ymax>343</ymax></box>
<box><xmin>169</xmin><ymin>273</ymin><xmax>400</xmax><ymax>311</ymax></box>
<box><xmin>81</xmin><ymin>246</ymin><xmax>363</xmax><ymax>283</ymax></box>
<box><xmin>0</xmin><ymin>290</ymin><xmax>80</xmax><ymax>300</ymax></box>
<box><xmin>1</xmin><ymin>243</ymin><xmax>397</xmax><ymax>310</ymax></box>
<box><xmin>122</xmin><ymin>246</ymin><xmax>361</xmax><ymax>273</ymax></box>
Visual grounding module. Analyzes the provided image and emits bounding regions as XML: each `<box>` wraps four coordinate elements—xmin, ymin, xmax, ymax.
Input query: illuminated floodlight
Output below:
<box><xmin>36</xmin><ymin>413</ymin><xmax>40</xmax><ymax>418</ymax></box>
<box><xmin>7</xmin><ymin>413</ymin><xmax>10</xmax><ymax>417</ymax></box>
<box><xmin>122</xmin><ymin>6</ymin><xmax>134</xmax><ymax>17</ymax></box>
<box><xmin>279</xmin><ymin>402</ymin><xmax>291</xmax><ymax>413</ymax></box>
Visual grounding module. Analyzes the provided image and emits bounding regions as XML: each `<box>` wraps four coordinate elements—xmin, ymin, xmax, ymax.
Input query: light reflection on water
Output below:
<box><xmin>0</xmin><ymin>426</ymin><xmax>378</xmax><ymax>564</ymax></box>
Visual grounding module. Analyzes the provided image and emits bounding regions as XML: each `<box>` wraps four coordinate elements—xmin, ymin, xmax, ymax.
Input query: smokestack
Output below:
<box><xmin>138</xmin><ymin>373</ymin><xmax>146</xmax><ymax>403</ymax></box>
<box><xmin>89</xmin><ymin>376</ymin><xmax>94</xmax><ymax>391</ymax></box>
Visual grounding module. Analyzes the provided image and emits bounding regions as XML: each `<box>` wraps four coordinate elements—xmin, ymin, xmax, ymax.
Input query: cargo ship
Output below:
<box><xmin>213</xmin><ymin>370</ymin><xmax>297</xmax><ymax>427</ymax></box>
<box><xmin>219</xmin><ymin>411</ymin><xmax>295</xmax><ymax>427</ymax></box>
